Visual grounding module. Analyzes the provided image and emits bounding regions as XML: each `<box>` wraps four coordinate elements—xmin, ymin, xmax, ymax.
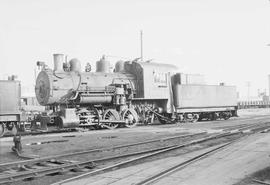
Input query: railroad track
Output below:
<box><xmin>0</xmin><ymin>122</ymin><xmax>269</xmax><ymax>184</ymax></box>
<box><xmin>52</xmin><ymin>122</ymin><xmax>270</xmax><ymax>185</ymax></box>
<box><xmin>135</xmin><ymin>141</ymin><xmax>241</xmax><ymax>185</ymax></box>
<box><xmin>0</xmin><ymin>132</ymin><xmax>206</xmax><ymax>168</ymax></box>
<box><xmin>136</xmin><ymin>127</ymin><xmax>270</xmax><ymax>185</ymax></box>
<box><xmin>2</xmin><ymin>128</ymin><xmax>78</xmax><ymax>138</ymax></box>
<box><xmin>3</xmin><ymin>115</ymin><xmax>270</xmax><ymax>138</ymax></box>
<box><xmin>0</xmin><ymin>132</ymin><xmax>206</xmax><ymax>184</ymax></box>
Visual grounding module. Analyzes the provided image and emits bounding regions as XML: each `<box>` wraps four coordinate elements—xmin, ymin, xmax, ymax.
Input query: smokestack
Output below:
<box><xmin>53</xmin><ymin>54</ymin><xmax>64</xmax><ymax>72</ymax></box>
<box><xmin>8</xmin><ymin>75</ymin><xmax>17</xmax><ymax>81</ymax></box>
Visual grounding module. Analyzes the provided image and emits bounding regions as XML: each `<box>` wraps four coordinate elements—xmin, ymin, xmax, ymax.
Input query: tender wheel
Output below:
<box><xmin>209</xmin><ymin>113</ymin><xmax>218</xmax><ymax>121</ymax></box>
<box><xmin>224</xmin><ymin>116</ymin><xmax>230</xmax><ymax>120</ymax></box>
<box><xmin>0</xmin><ymin>123</ymin><xmax>5</xmax><ymax>137</ymax></box>
<box><xmin>122</xmin><ymin>108</ymin><xmax>139</xmax><ymax>128</ymax></box>
<box><xmin>192</xmin><ymin>114</ymin><xmax>199</xmax><ymax>123</ymax></box>
<box><xmin>221</xmin><ymin>112</ymin><xmax>231</xmax><ymax>120</ymax></box>
<box><xmin>101</xmin><ymin>109</ymin><xmax>120</xmax><ymax>129</ymax></box>
<box><xmin>223</xmin><ymin>113</ymin><xmax>231</xmax><ymax>120</ymax></box>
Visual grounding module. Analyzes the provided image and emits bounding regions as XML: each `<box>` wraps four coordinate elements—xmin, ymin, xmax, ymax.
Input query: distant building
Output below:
<box><xmin>21</xmin><ymin>96</ymin><xmax>45</xmax><ymax>112</ymax></box>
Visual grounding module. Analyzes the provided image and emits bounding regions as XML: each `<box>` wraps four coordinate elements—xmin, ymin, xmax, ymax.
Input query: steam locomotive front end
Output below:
<box><xmin>35</xmin><ymin>54</ymin><xmax>80</xmax><ymax>106</ymax></box>
<box><xmin>35</xmin><ymin>54</ymin><xmax>137</xmax><ymax>128</ymax></box>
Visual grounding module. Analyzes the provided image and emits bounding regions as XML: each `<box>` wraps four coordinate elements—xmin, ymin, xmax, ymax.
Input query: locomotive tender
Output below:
<box><xmin>0</xmin><ymin>77</ymin><xmax>25</xmax><ymax>136</ymax></box>
<box><xmin>35</xmin><ymin>54</ymin><xmax>237</xmax><ymax>129</ymax></box>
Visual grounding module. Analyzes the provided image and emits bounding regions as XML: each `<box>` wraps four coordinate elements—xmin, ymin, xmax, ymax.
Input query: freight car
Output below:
<box><xmin>34</xmin><ymin>54</ymin><xmax>238</xmax><ymax>129</ymax></box>
<box><xmin>0</xmin><ymin>77</ymin><xmax>25</xmax><ymax>136</ymax></box>
<box><xmin>238</xmin><ymin>101</ymin><xmax>270</xmax><ymax>109</ymax></box>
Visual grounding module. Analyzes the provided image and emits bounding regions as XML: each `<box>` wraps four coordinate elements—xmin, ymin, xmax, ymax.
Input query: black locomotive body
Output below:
<box><xmin>35</xmin><ymin>54</ymin><xmax>238</xmax><ymax>129</ymax></box>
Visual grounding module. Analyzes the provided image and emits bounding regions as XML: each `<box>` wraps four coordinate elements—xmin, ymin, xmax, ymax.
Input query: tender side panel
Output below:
<box><xmin>173</xmin><ymin>84</ymin><xmax>237</xmax><ymax>109</ymax></box>
<box><xmin>0</xmin><ymin>81</ymin><xmax>21</xmax><ymax>117</ymax></box>
<box><xmin>0</xmin><ymin>115</ymin><xmax>20</xmax><ymax>122</ymax></box>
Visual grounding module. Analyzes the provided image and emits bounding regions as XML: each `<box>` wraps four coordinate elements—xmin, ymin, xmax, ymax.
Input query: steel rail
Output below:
<box><xmin>138</xmin><ymin>126</ymin><xmax>270</xmax><ymax>185</ymax></box>
<box><xmin>3</xmin><ymin>114</ymin><xmax>270</xmax><ymax>138</ymax></box>
<box><xmin>252</xmin><ymin>179</ymin><xmax>270</xmax><ymax>185</ymax></box>
<box><xmin>53</xmin><ymin>128</ymin><xmax>256</xmax><ymax>185</ymax></box>
<box><xmin>2</xmin><ymin>128</ymin><xmax>78</xmax><ymax>138</ymax></box>
<box><xmin>0</xmin><ymin>132</ymin><xmax>206</xmax><ymax>169</ymax></box>
<box><xmin>135</xmin><ymin>142</ymin><xmax>237</xmax><ymax>185</ymax></box>
<box><xmin>1</xmin><ymin>122</ymin><xmax>268</xmax><ymax>184</ymax></box>
<box><xmin>227</xmin><ymin>121</ymin><xmax>269</xmax><ymax>133</ymax></box>
<box><xmin>203</xmin><ymin>116</ymin><xmax>270</xmax><ymax>126</ymax></box>
<box><xmin>0</xmin><ymin>145</ymin><xmax>175</xmax><ymax>184</ymax></box>
<box><xmin>0</xmin><ymin>131</ymin><xmax>240</xmax><ymax>184</ymax></box>
<box><xmin>0</xmin><ymin>122</ymin><xmax>264</xmax><ymax>170</ymax></box>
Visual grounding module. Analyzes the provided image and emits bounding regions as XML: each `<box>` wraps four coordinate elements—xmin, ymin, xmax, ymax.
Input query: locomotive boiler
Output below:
<box><xmin>35</xmin><ymin>54</ymin><xmax>238</xmax><ymax>129</ymax></box>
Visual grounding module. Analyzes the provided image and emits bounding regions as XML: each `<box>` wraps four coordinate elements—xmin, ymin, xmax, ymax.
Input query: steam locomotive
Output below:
<box><xmin>35</xmin><ymin>54</ymin><xmax>238</xmax><ymax>129</ymax></box>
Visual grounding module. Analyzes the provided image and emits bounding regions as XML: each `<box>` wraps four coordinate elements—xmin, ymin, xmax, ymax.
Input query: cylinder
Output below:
<box><xmin>55</xmin><ymin>108</ymin><xmax>80</xmax><ymax>128</ymax></box>
<box><xmin>96</xmin><ymin>55</ymin><xmax>110</xmax><ymax>73</ymax></box>
<box><xmin>53</xmin><ymin>54</ymin><xmax>64</xmax><ymax>72</ymax></box>
<box><xmin>115</xmin><ymin>61</ymin><xmax>125</xmax><ymax>73</ymax></box>
<box><xmin>69</xmin><ymin>58</ymin><xmax>81</xmax><ymax>72</ymax></box>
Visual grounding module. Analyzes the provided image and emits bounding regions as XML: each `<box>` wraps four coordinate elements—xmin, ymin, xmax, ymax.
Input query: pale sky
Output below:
<box><xmin>0</xmin><ymin>0</ymin><xmax>270</xmax><ymax>98</ymax></box>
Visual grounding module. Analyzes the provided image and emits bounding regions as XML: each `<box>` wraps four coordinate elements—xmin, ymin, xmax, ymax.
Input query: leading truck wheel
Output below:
<box><xmin>101</xmin><ymin>109</ymin><xmax>120</xmax><ymax>129</ymax></box>
<box><xmin>0</xmin><ymin>123</ymin><xmax>5</xmax><ymax>137</ymax></box>
<box><xmin>122</xmin><ymin>108</ymin><xmax>139</xmax><ymax>128</ymax></box>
